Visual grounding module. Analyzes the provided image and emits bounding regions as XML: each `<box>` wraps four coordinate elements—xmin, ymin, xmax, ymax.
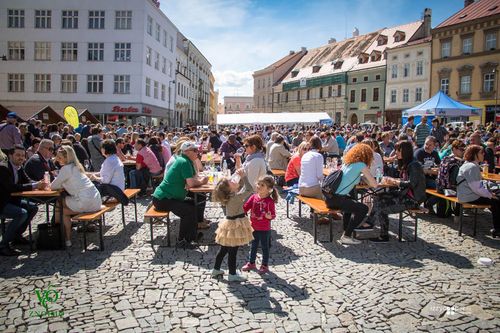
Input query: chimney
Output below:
<box><xmin>423</xmin><ymin>8</ymin><xmax>432</xmax><ymax>37</ymax></box>
<box><xmin>289</xmin><ymin>50</ymin><xmax>295</xmax><ymax>55</ymax></box>
<box><xmin>464</xmin><ymin>0</ymin><xmax>474</xmax><ymax>7</ymax></box>
<box><xmin>352</xmin><ymin>27</ymin><xmax>359</xmax><ymax>37</ymax></box>
<box><xmin>301</xmin><ymin>47</ymin><xmax>307</xmax><ymax>52</ymax></box>
<box><xmin>328</xmin><ymin>38</ymin><xmax>337</xmax><ymax>44</ymax></box>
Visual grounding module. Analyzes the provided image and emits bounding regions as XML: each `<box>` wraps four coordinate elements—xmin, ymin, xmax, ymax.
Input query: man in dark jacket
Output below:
<box><xmin>0</xmin><ymin>145</ymin><xmax>45</xmax><ymax>256</ymax></box>
<box><xmin>24</xmin><ymin>139</ymin><xmax>57</xmax><ymax>181</ymax></box>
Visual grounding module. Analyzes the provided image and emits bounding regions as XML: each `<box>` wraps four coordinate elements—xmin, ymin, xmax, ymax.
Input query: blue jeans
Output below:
<box><xmin>0</xmin><ymin>200</ymin><xmax>38</xmax><ymax>248</ymax></box>
<box><xmin>129</xmin><ymin>168</ymin><xmax>151</xmax><ymax>193</ymax></box>
<box><xmin>249</xmin><ymin>230</ymin><xmax>270</xmax><ymax>266</ymax></box>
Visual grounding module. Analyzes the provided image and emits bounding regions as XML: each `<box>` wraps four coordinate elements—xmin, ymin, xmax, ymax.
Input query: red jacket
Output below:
<box><xmin>243</xmin><ymin>194</ymin><xmax>275</xmax><ymax>231</ymax></box>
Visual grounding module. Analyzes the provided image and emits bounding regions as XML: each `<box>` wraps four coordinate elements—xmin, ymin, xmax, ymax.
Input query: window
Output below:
<box><xmin>285</xmin><ymin>93</ymin><xmax>289</xmax><ymax>103</ymax></box>
<box><xmin>440</xmin><ymin>78</ymin><xmax>449</xmax><ymax>95</ymax></box>
<box><xmin>484</xmin><ymin>73</ymin><xmax>495</xmax><ymax>92</ymax></box>
<box><xmin>34</xmin><ymin>42</ymin><xmax>51</xmax><ymax>61</ymax></box>
<box><xmin>87</xmin><ymin>74</ymin><xmax>103</xmax><ymax>93</ymax></box>
<box><xmin>154</xmin><ymin>52</ymin><xmax>159</xmax><ymax>70</ymax></box>
<box><xmin>61</xmin><ymin>74</ymin><xmax>77</xmax><ymax>93</ymax></box>
<box><xmin>114</xmin><ymin>43</ymin><xmax>131</xmax><ymax>61</ymax></box>
<box><xmin>113</xmin><ymin>75</ymin><xmax>130</xmax><ymax>94</ymax></box>
<box><xmin>415</xmin><ymin>87</ymin><xmax>422</xmax><ymax>102</ymax></box>
<box><xmin>162</xmin><ymin>57</ymin><xmax>166</xmax><ymax>74</ymax></box>
<box><xmin>88</xmin><ymin>43</ymin><xmax>104</xmax><ymax>61</ymax></box>
<box><xmin>163</xmin><ymin>30</ymin><xmax>168</xmax><ymax>47</ymax></box>
<box><xmin>416</xmin><ymin>61</ymin><xmax>423</xmax><ymax>76</ymax></box>
<box><xmin>462</xmin><ymin>36</ymin><xmax>473</xmax><ymax>54</ymax></box>
<box><xmin>155</xmin><ymin>23</ymin><xmax>161</xmax><ymax>41</ymax></box>
<box><xmin>268</xmin><ymin>77</ymin><xmax>271</xmax><ymax>87</ymax></box>
<box><xmin>441</xmin><ymin>39</ymin><xmax>451</xmax><ymax>58</ymax></box>
<box><xmin>8</xmin><ymin>74</ymin><xmax>24</xmax><ymax>92</ymax></box>
<box><xmin>147</xmin><ymin>16</ymin><xmax>153</xmax><ymax>35</ymax></box>
<box><xmin>169</xmin><ymin>61</ymin><xmax>173</xmax><ymax>77</ymax></box>
<box><xmin>403</xmin><ymin>89</ymin><xmax>409</xmax><ymax>103</ymax></box>
<box><xmin>297</xmin><ymin>91</ymin><xmax>301</xmax><ymax>101</ymax></box>
<box><xmin>306</xmin><ymin>89</ymin><xmax>310</xmax><ymax>100</ymax></box>
<box><xmin>485</xmin><ymin>31</ymin><xmax>497</xmax><ymax>50</ymax></box>
<box><xmin>62</xmin><ymin>10</ymin><xmax>78</xmax><ymax>29</ymax></box>
<box><xmin>88</xmin><ymin>10</ymin><xmax>105</xmax><ymax>29</ymax></box>
<box><xmin>337</xmin><ymin>85</ymin><xmax>342</xmax><ymax>97</ymax></box>
<box><xmin>363</xmin><ymin>76</ymin><xmax>368</xmax><ymax>82</ymax></box>
<box><xmin>8</xmin><ymin>9</ymin><xmax>24</xmax><ymax>28</ymax></box>
<box><xmin>277</xmin><ymin>93</ymin><xmax>280</xmax><ymax>104</ymax></box>
<box><xmin>115</xmin><ymin>11</ymin><xmax>132</xmax><ymax>29</ymax></box>
<box><xmin>327</xmin><ymin>86</ymin><xmax>332</xmax><ymax>98</ymax></box>
<box><xmin>361</xmin><ymin>88</ymin><xmax>366</xmax><ymax>102</ymax></box>
<box><xmin>403</xmin><ymin>63</ymin><xmax>410</xmax><ymax>77</ymax></box>
<box><xmin>375</xmin><ymin>74</ymin><xmax>381</xmax><ymax>80</ymax></box>
<box><xmin>350</xmin><ymin>90</ymin><xmax>355</xmax><ymax>103</ymax></box>
<box><xmin>145</xmin><ymin>77</ymin><xmax>151</xmax><ymax>96</ymax></box>
<box><xmin>154</xmin><ymin>81</ymin><xmax>159</xmax><ymax>99</ymax></box>
<box><xmin>146</xmin><ymin>47</ymin><xmax>152</xmax><ymax>66</ymax></box>
<box><xmin>391</xmin><ymin>64</ymin><xmax>398</xmax><ymax>79</ymax></box>
<box><xmin>319</xmin><ymin>87</ymin><xmax>323</xmax><ymax>99</ymax></box>
<box><xmin>352</xmin><ymin>77</ymin><xmax>357</xmax><ymax>83</ymax></box>
<box><xmin>35</xmin><ymin>10</ymin><xmax>51</xmax><ymax>28</ymax></box>
<box><xmin>390</xmin><ymin>90</ymin><xmax>397</xmax><ymax>103</ymax></box>
<box><xmin>169</xmin><ymin>36</ymin><xmax>174</xmax><ymax>52</ymax></box>
<box><xmin>34</xmin><ymin>74</ymin><xmax>51</xmax><ymax>93</ymax></box>
<box><xmin>61</xmin><ymin>42</ymin><xmax>78</xmax><ymax>61</ymax></box>
<box><xmin>161</xmin><ymin>84</ymin><xmax>166</xmax><ymax>101</ymax></box>
<box><xmin>8</xmin><ymin>41</ymin><xmax>24</xmax><ymax>60</ymax></box>
<box><xmin>373</xmin><ymin>87</ymin><xmax>379</xmax><ymax>102</ymax></box>
<box><xmin>460</xmin><ymin>75</ymin><xmax>471</xmax><ymax>95</ymax></box>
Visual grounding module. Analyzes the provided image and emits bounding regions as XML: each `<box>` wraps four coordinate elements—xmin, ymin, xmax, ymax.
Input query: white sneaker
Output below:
<box><xmin>211</xmin><ymin>269</ymin><xmax>224</xmax><ymax>278</ymax></box>
<box><xmin>228</xmin><ymin>273</ymin><xmax>247</xmax><ymax>282</ymax></box>
<box><xmin>65</xmin><ymin>240</ymin><xmax>72</xmax><ymax>247</ymax></box>
<box><xmin>340</xmin><ymin>235</ymin><xmax>361</xmax><ymax>245</ymax></box>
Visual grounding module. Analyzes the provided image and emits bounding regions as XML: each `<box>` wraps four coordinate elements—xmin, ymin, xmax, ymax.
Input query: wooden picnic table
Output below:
<box><xmin>123</xmin><ymin>159</ymin><xmax>136</xmax><ymax>167</ymax></box>
<box><xmin>483</xmin><ymin>173</ymin><xmax>500</xmax><ymax>182</ymax></box>
<box><xmin>12</xmin><ymin>189</ymin><xmax>64</xmax><ymax>250</ymax></box>
<box><xmin>201</xmin><ymin>153</ymin><xmax>221</xmax><ymax>164</ymax></box>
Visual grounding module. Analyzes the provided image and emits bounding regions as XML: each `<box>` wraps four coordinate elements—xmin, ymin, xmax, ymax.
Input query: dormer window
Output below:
<box><xmin>333</xmin><ymin>60</ymin><xmax>343</xmax><ymax>69</ymax></box>
<box><xmin>358</xmin><ymin>53</ymin><xmax>369</xmax><ymax>64</ymax></box>
<box><xmin>312</xmin><ymin>65</ymin><xmax>321</xmax><ymax>73</ymax></box>
<box><xmin>393</xmin><ymin>30</ymin><xmax>406</xmax><ymax>43</ymax></box>
<box><xmin>291</xmin><ymin>70</ymin><xmax>299</xmax><ymax>78</ymax></box>
<box><xmin>377</xmin><ymin>35</ymin><xmax>388</xmax><ymax>46</ymax></box>
<box><xmin>370</xmin><ymin>50</ymin><xmax>381</xmax><ymax>62</ymax></box>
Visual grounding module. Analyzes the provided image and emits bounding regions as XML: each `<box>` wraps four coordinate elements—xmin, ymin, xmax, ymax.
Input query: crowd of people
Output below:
<box><xmin>0</xmin><ymin>110</ymin><xmax>499</xmax><ymax>283</ymax></box>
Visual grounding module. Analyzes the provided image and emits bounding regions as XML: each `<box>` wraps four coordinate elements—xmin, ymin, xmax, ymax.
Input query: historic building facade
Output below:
<box><xmin>223</xmin><ymin>96</ymin><xmax>253</xmax><ymax>114</ymax></box>
<box><xmin>431</xmin><ymin>0</ymin><xmax>500</xmax><ymax>124</ymax></box>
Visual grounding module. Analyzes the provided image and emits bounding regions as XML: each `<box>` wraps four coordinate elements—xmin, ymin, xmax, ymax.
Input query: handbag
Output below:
<box><xmin>36</xmin><ymin>223</ymin><xmax>63</xmax><ymax>250</ymax></box>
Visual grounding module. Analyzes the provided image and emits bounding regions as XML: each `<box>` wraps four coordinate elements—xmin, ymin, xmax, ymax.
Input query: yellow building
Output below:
<box><xmin>431</xmin><ymin>0</ymin><xmax>500</xmax><ymax>124</ymax></box>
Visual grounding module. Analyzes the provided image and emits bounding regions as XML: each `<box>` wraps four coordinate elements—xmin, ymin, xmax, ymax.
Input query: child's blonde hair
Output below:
<box><xmin>257</xmin><ymin>175</ymin><xmax>279</xmax><ymax>203</ymax></box>
<box><xmin>212</xmin><ymin>177</ymin><xmax>232</xmax><ymax>205</ymax></box>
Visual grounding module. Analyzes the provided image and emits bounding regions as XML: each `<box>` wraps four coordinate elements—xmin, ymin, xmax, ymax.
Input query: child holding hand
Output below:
<box><xmin>242</xmin><ymin>175</ymin><xmax>278</xmax><ymax>275</ymax></box>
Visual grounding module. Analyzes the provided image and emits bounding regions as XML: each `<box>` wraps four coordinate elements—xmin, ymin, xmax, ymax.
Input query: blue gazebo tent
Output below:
<box><xmin>402</xmin><ymin>91</ymin><xmax>481</xmax><ymax>124</ymax></box>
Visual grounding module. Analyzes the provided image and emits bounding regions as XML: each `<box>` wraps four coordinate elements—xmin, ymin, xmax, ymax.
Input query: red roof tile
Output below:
<box><xmin>436</xmin><ymin>0</ymin><xmax>500</xmax><ymax>29</ymax></box>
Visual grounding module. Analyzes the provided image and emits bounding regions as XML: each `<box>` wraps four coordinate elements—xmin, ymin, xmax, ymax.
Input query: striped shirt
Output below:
<box><xmin>415</xmin><ymin>122</ymin><xmax>430</xmax><ymax>147</ymax></box>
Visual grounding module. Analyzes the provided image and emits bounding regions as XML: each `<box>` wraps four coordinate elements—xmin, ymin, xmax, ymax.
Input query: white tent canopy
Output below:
<box><xmin>217</xmin><ymin>112</ymin><xmax>331</xmax><ymax>125</ymax></box>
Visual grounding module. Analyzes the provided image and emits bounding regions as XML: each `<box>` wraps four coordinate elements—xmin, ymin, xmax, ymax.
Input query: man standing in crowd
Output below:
<box><xmin>88</xmin><ymin>127</ymin><xmax>105</xmax><ymax>171</ymax></box>
<box><xmin>0</xmin><ymin>145</ymin><xmax>45</xmax><ymax>256</ymax></box>
<box><xmin>25</xmin><ymin>139</ymin><xmax>57</xmax><ymax>181</ymax></box>
<box><xmin>415</xmin><ymin>116</ymin><xmax>430</xmax><ymax>148</ymax></box>
<box><xmin>431</xmin><ymin>118</ymin><xmax>448</xmax><ymax>148</ymax></box>
<box><xmin>402</xmin><ymin>115</ymin><xmax>416</xmax><ymax>133</ymax></box>
<box><xmin>0</xmin><ymin>112</ymin><xmax>22</xmax><ymax>153</ymax></box>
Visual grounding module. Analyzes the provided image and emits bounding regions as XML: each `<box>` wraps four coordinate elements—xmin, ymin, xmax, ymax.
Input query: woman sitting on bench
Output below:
<box><xmin>457</xmin><ymin>145</ymin><xmax>500</xmax><ymax>238</ymax></box>
<box><xmin>368</xmin><ymin>141</ymin><xmax>426</xmax><ymax>243</ymax></box>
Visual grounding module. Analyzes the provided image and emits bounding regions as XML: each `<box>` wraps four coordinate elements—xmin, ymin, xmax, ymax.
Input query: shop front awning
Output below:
<box><xmin>217</xmin><ymin>112</ymin><xmax>332</xmax><ymax>125</ymax></box>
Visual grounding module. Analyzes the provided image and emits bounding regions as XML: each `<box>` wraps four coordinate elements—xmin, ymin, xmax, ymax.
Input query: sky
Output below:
<box><xmin>161</xmin><ymin>0</ymin><xmax>465</xmax><ymax>103</ymax></box>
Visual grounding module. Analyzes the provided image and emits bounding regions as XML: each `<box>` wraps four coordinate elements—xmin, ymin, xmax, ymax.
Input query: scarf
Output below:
<box><xmin>245</xmin><ymin>151</ymin><xmax>265</xmax><ymax>162</ymax></box>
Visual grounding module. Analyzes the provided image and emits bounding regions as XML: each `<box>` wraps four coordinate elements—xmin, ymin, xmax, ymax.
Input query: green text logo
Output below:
<box><xmin>29</xmin><ymin>284</ymin><xmax>64</xmax><ymax>318</ymax></box>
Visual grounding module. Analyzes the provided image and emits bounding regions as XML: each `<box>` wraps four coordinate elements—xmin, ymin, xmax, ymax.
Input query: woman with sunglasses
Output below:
<box><xmin>457</xmin><ymin>145</ymin><xmax>500</xmax><ymax>238</ymax></box>
<box><xmin>285</xmin><ymin>142</ymin><xmax>309</xmax><ymax>187</ymax></box>
<box><xmin>242</xmin><ymin>135</ymin><xmax>267</xmax><ymax>192</ymax></box>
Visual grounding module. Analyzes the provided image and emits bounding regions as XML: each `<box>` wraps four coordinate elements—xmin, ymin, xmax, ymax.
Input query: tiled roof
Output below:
<box><xmin>263</xmin><ymin>51</ymin><xmax>305</xmax><ymax>71</ymax></box>
<box><xmin>388</xmin><ymin>36</ymin><xmax>431</xmax><ymax>51</ymax></box>
<box><xmin>436</xmin><ymin>0</ymin><xmax>500</xmax><ymax>29</ymax></box>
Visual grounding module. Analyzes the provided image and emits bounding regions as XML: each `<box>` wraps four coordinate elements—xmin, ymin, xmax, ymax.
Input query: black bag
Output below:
<box><xmin>36</xmin><ymin>223</ymin><xmax>62</xmax><ymax>250</ymax></box>
<box><xmin>436</xmin><ymin>198</ymin><xmax>453</xmax><ymax>218</ymax></box>
<box><xmin>321</xmin><ymin>169</ymin><xmax>344</xmax><ymax>198</ymax></box>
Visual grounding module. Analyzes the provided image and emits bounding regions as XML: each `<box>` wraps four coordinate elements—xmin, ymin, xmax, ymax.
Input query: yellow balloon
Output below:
<box><xmin>64</xmin><ymin>105</ymin><xmax>79</xmax><ymax>128</ymax></box>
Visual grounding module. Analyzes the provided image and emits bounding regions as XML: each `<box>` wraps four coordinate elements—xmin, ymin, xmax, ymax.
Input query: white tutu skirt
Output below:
<box><xmin>215</xmin><ymin>216</ymin><xmax>254</xmax><ymax>247</ymax></box>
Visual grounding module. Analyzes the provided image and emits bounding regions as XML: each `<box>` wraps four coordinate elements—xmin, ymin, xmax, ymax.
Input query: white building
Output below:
<box><xmin>0</xmin><ymin>0</ymin><xmax>178</xmax><ymax>125</ymax></box>
<box><xmin>223</xmin><ymin>96</ymin><xmax>254</xmax><ymax>114</ymax></box>
<box><xmin>175</xmin><ymin>32</ymin><xmax>190</xmax><ymax>127</ymax></box>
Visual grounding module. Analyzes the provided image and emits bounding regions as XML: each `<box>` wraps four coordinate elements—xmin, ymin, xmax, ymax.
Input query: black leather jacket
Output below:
<box><xmin>399</xmin><ymin>160</ymin><xmax>426</xmax><ymax>203</ymax></box>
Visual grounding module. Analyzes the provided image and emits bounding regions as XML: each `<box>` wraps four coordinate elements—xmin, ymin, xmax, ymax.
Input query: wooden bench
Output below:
<box><xmin>426</xmin><ymin>189</ymin><xmax>491</xmax><ymax>236</ymax></box>
<box><xmin>297</xmin><ymin>195</ymin><xmax>338</xmax><ymax>243</ymax></box>
<box><xmin>398</xmin><ymin>207</ymin><xmax>427</xmax><ymax>242</ymax></box>
<box><xmin>144</xmin><ymin>205</ymin><xmax>171</xmax><ymax>248</ymax></box>
<box><xmin>71</xmin><ymin>205</ymin><xmax>113</xmax><ymax>251</ymax></box>
<box><xmin>270</xmin><ymin>169</ymin><xmax>286</xmax><ymax>186</ymax></box>
<box><xmin>104</xmin><ymin>189</ymin><xmax>141</xmax><ymax>227</ymax></box>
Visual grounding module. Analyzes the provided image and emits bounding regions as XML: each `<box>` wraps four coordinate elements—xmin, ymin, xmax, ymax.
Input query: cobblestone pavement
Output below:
<box><xmin>0</xmin><ymin>195</ymin><xmax>499</xmax><ymax>333</ymax></box>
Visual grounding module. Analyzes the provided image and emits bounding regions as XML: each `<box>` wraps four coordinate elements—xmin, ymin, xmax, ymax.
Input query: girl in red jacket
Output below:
<box><xmin>242</xmin><ymin>175</ymin><xmax>278</xmax><ymax>274</ymax></box>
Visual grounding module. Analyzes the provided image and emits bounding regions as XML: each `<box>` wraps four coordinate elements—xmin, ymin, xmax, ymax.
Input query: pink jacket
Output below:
<box><xmin>139</xmin><ymin>146</ymin><xmax>162</xmax><ymax>174</ymax></box>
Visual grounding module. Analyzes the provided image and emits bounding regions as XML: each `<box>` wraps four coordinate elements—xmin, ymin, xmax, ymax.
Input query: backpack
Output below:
<box><xmin>436</xmin><ymin>156</ymin><xmax>463</xmax><ymax>193</ymax></box>
<box><xmin>321</xmin><ymin>169</ymin><xmax>344</xmax><ymax>198</ymax></box>
<box><xmin>436</xmin><ymin>198</ymin><xmax>453</xmax><ymax>218</ymax></box>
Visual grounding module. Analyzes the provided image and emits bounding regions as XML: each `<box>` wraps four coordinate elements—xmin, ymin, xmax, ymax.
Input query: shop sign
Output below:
<box><xmin>112</xmin><ymin>106</ymin><xmax>139</xmax><ymax>113</ymax></box>
<box><xmin>142</xmin><ymin>107</ymin><xmax>152</xmax><ymax>114</ymax></box>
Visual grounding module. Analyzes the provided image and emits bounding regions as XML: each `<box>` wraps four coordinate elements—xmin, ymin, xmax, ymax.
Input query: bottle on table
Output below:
<box><xmin>44</xmin><ymin>171</ymin><xmax>51</xmax><ymax>191</ymax></box>
<box><xmin>375</xmin><ymin>167</ymin><xmax>383</xmax><ymax>184</ymax></box>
